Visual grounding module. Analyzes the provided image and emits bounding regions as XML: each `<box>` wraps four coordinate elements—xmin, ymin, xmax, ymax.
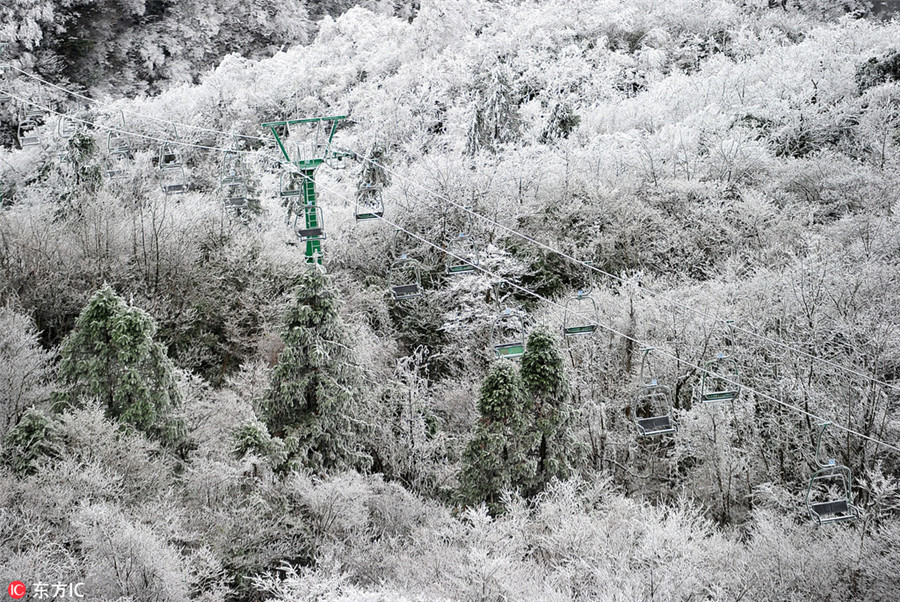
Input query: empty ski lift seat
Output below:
<box><xmin>806</xmin><ymin>424</ymin><xmax>860</xmax><ymax>526</ymax></box>
<box><xmin>18</xmin><ymin>119</ymin><xmax>40</xmax><ymax>147</ymax></box>
<box><xmin>636</xmin><ymin>414</ymin><xmax>674</xmax><ymax>437</ymax></box>
<box><xmin>491</xmin><ymin>310</ymin><xmax>525</xmax><ymax>360</ymax></box>
<box><xmin>355</xmin><ymin>184</ymin><xmax>384</xmax><ymax>221</ymax></box>
<box><xmin>563</xmin><ymin>290</ymin><xmax>599</xmax><ymax>336</ymax></box>
<box><xmin>699</xmin><ymin>353</ymin><xmax>741</xmax><ymax>403</ymax></box>
<box><xmin>446</xmin><ymin>233</ymin><xmax>479</xmax><ymax>274</ymax></box>
<box><xmin>295</xmin><ymin>206</ymin><xmax>326</xmax><ymax>241</ymax></box>
<box><xmin>632</xmin><ymin>349</ymin><xmax>677</xmax><ymax>437</ymax></box>
<box><xmin>390</xmin><ymin>255</ymin><xmax>422</xmax><ymax>300</ymax></box>
<box><xmin>633</xmin><ymin>383</ymin><xmax>677</xmax><ymax>437</ymax></box>
<box><xmin>160</xmin><ymin>163</ymin><xmax>187</xmax><ymax>195</ymax></box>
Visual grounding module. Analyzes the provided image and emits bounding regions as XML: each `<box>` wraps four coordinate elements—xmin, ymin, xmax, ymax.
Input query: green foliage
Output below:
<box><xmin>57</xmin><ymin>284</ymin><xmax>183</xmax><ymax>446</ymax></box>
<box><xmin>458</xmin><ymin>361</ymin><xmax>536</xmax><ymax>514</ymax></box>
<box><xmin>521</xmin><ymin>326</ymin><xmax>579</xmax><ymax>494</ymax></box>
<box><xmin>264</xmin><ymin>268</ymin><xmax>367</xmax><ymax>473</ymax></box>
<box><xmin>2</xmin><ymin>407</ymin><xmax>62</xmax><ymax>475</ymax></box>
<box><xmin>232</xmin><ymin>419</ymin><xmax>278</xmax><ymax>460</ymax></box>
<box><xmin>539</xmin><ymin>103</ymin><xmax>581</xmax><ymax>144</ymax></box>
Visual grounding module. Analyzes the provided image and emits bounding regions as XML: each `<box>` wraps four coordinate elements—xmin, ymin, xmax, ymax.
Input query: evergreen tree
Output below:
<box><xmin>58</xmin><ymin>284</ymin><xmax>182</xmax><ymax>445</ymax></box>
<box><xmin>458</xmin><ymin>360</ymin><xmax>536</xmax><ymax>514</ymax></box>
<box><xmin>520</xmin><ymin>326</ymin><xmax>578</xmax><ymax>494</ymax></box>
<box><xmin>264</xmin><ymin>268</ymin><xmax>365</xmax><ymax>473</ymax></box>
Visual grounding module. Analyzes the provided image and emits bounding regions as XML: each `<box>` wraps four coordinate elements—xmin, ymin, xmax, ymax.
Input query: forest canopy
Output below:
<box><xmin>1</xmin><ymin>1</ymin><xmax>900</xmax><ymax>600</ymax></box>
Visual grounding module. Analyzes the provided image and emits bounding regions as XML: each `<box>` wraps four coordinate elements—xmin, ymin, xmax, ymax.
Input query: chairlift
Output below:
<box><xmin>806</xmin><ymin>422</ymin><xmax>860</xmax><ymax>525</ymax></box>
<box><xmin>563</xmin><ymin>289</ymin><xmax>599</xmax><ymax>336</ymax></box>
<box><xmin>324</xmin><ymin>149</ymin><xmax>350</xmax><ymax>170</ymax></box>
<box><xmin>17</xmin><ymin>116</ymin><xmax>40</xmax><ymax>147</ymax></box>
<box><xmin>389</xmin><ymin>254</ymin><xmax>422</xmax><ymax>300</ymax></box>
<box><xmin>221</xmin><ymin>150</ymin><xmax>245</xmax><ymax>186</ymax></box>
<box><xmin>57</xmin><ymin>115</ymin><xmax>77</xmax><ymax>139</ymax></box>
<box><xmin>160</xmin><ymin>165</ymin><xmax>187</xmax><ymax>195</ymax></box>
<box><xmin>158</xmin><ymin>125</ymin><xmax>183</xmax><ymax>168</ymax></box>
<box><xmin>292</xmin><ymin>204</ymin><xmax>326</xmax><ymax>242</ymax></box>
<box><xmin>280</xmin><ymin>170</ymin><xmax>306</xmax><ymax>199</ymax></box>
<box><xmin>104</xmin><ymin>150</ymin><xmax>131</xmax><ymax>180</ymax></box>
<box><xmin>491</xmin><ymin>309</ymin><xmax>526</xmax><ymax>360</ymax></box>
<box><xmin>698</xmin><ymin>321</ymin><xmax>741</xmax><ymax>403</ymax></box>
<box><xmin>355</xmin><ymin>183</ymin><xmax>384</xmax><ymax>221</ymax></box>
<box><xmin>446</xmin><ymin>232</ymin><xmax>479</xmax><ymax>274</ymax></box>
<box><xmin>106</xmin><ymin>111</ymin><xmax>132</xmax><ymax>179</ymax></box>
<box><xmin>631</xmin><ymin>348</ymin><xmax>677</xmax><ymax>437</ymax></box>
<box><xmin>222</xmin><ymin>180</ymin><xmax>248</xmax><ymax>210</ymax></box>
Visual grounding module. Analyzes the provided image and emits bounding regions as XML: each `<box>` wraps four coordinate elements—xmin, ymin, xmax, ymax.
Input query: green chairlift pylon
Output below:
<box><xmin>262</xmin><ymin>115</ymin><xmax>350</xmax><ymax>264</ymax></box>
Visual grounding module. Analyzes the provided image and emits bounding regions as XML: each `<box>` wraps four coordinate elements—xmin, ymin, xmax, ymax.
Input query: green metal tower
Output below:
<box><xmin>262</xmin><ymin>115</ymin><xmax>349</xmax><ymax>264</ymax></box>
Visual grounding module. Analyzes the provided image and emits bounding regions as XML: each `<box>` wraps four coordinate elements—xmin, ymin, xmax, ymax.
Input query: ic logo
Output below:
<box><xmin>7</xmin><ymin>582</ymin><xmax>26</xmax><ymax>599</ymax></box>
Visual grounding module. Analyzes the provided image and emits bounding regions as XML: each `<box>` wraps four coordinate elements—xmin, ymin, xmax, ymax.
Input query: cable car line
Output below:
<box><xmin>289</xmin><ymin>168</ymin><xmax>900</xmax><ymax>456</ymax></box>
<box><xmin>354</xmin><ymin>153</ymin><xmax>900</xmax><ymax>394</ymax></box>
<box><xmin>12</xmin><ymin>74</ymin><xmax>896</xmax><ymax>396</ymax></box>
<box><xmin>4</xmin><ymin>85</ymin><xmax>899</xmax><ymax>454</ymax></box>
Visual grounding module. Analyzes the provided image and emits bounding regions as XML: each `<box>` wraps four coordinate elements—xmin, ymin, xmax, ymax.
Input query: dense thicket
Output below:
<box><xmin>2</xmin><ymin>1</ymin><xmax>900</xmax><ymax>600</ymax></box>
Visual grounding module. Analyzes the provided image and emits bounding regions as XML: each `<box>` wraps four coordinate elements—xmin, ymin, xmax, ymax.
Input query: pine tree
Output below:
<box><xmin>458</xmin><ymin>360</ymin><xmax>536</xmax><ymax>514</ymax></box>
<box><xmin>58</xmin><ymin>284</ymin><xmax>182</xmax><ymax>445</ymax></box>
<box><xmin>520</xmin><ymin>326</ymin><xmax>578</xmax><ymax>494</ymax></box>
<box><xmin>264</xmin><ymin>268</ymin><xmax>365</xmax><ymax>473</ymax></box>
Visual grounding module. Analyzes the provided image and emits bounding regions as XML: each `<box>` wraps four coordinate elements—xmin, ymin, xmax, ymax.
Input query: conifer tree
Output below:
<box><xmin>58</xmin><ymin>284</ymin><xmax>182</xmax><ymax>445</ymax></box>
<box><xmin>520</xmin><ymin>326</ymin><xmax>578</xmax><ymax>494</ymax></box>
<box><xmin>458</xmin><ymin>360</ymin><xmax>536</xmax><ymax>514</ymax></box>
<box><xmin>264</xmin><ymin>268</ymin><xmax>365</xmax><ymax>473</ymax></box>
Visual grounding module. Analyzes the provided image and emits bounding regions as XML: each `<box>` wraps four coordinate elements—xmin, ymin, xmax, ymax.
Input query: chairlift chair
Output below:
<box><xmin>158</xmin><ymin>124</ymin><xmax>183</xmax><ymax>167</ymax></box>
<box><xmin>17</xmin><ymin>117</ymin><xmax>40</xmax><ymax>147</ymax></box>
<box><xmin>160</xmin><ymin>165</ymin><xmax>187</xmax><ymax>195</ymax></box>
<box><xmin>292</xmin><ymin>204</ymin><xmax>326</xmax><ymax>242</ymax></box>
<box><xmin>491</xmin><ymin>309</ymin><xmax>526</xmax><ymax>360</ymax></box>
<box><xmin>221</xmin><ymin>151</ymin><xmax>245</xmax><ymax>186</ymax></box>
<box><xmin>159</xmin><ymin>141</ymin><xmax>182</xmax><ymax>168</ymax></box>
<box><xmin>105</xmin><ymin>149</ymin><xmax>131</xmax><ymax>180</ymax></box>
<box><xmin>280</xmin><ymin>170</ymin><xmax>306</xmax><ymax>199</ymax></box>
<box><xmin>632</xmin><ymin>348</ymin><xmax>677</xmax><ymax>437</ymax></box>
<box><xmin>806</xmin><ymin>422</ymin><xmax>861</xmax><ymax>525</ymax></box>
<box><xmin>446</xmin><ymin>233</ymin><xmax>479</xmax><ymax>274</ymax></box>
<box><xmin>57</xmin><ymin>115</ymin><xmax>77</xmax><ymax>139</ymax></box>
<box><xmin>563</xmin><ymin>290</ymin><xmax>599</xmax><ymax>336</ymax></box>
<box><xmin>222</xmin><ymin>182</ymin><xmax>248</xmax><ymax>210</ymax></box>
<box><xmin>698</xmin><ymin>321</ymin><xmax>741</xmax><ymax>403</ymax></box>
<box><xmin>698</xmin><ymin>352</ymin><xmax>741</xmax><ymax>403</ymax></box>
<box><xmin>355</xmin><ymin>183</ymin><xmax>384</xmax><ymax>221</ymax></box>
<box><xmin>389</xmin><ymin>255</ymin><xmax>422</xmax><ymax>300</ymax></box>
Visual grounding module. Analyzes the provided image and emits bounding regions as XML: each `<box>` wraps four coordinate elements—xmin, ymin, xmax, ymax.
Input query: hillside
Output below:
<box><xmin>1</xmin><ymin>1</ymin><xmax>900</xmax><ymax>600</ymax></box>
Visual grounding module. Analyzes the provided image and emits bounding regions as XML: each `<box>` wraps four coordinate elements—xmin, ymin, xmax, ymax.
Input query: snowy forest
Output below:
<box><xmin>2</xmin><ymin>0</ymin><xmax>900</xmax><ymax>600</ymax></box>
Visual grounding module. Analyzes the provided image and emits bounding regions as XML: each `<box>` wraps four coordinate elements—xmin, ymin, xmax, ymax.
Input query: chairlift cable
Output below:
<box><xmin>355</xmin><ymin>153</ymin><xmax>900</xmax><ymax>394</ymax></box>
